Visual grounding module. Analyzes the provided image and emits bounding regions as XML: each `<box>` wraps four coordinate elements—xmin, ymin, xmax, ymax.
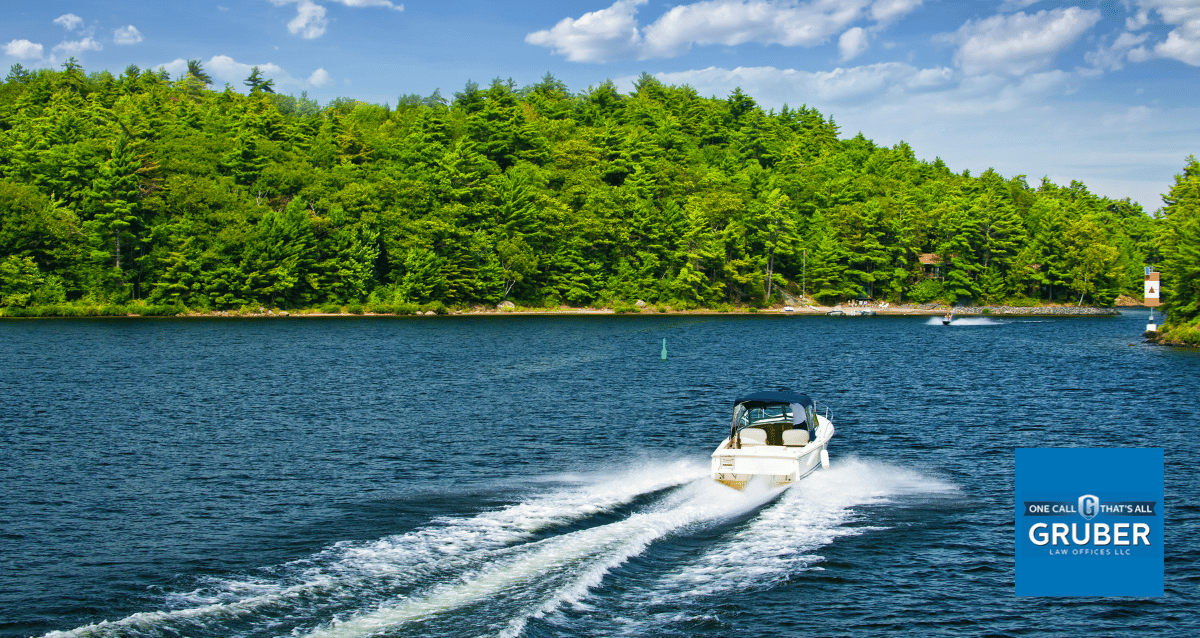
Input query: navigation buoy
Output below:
<box><xmin>1145</xmin><ymin>268</ymin><xmax>1161</xmax><ymax>335</ymax></box>
<box><xmin>661</xmin><ymin>338</ymin><xmax>667</xmax><ymax>360</ymax></box>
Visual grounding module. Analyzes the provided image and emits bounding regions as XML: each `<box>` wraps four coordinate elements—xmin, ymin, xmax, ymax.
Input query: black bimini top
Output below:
<box><xmin>734</xmin><ymin>391</ymin><xmax>814</xmax><ymax>408</ymax></box>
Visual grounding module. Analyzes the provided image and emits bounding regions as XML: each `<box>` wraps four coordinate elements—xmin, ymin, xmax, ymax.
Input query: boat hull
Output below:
<box><xmin>711</xmin><ymin>417</ymin><xmax>834</xmax><ymax>490</ymax></box>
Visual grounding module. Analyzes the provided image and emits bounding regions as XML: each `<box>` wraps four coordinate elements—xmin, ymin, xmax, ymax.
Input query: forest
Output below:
<box><xmin>0</xmin><ymin>58</ymin><xmax>1196</xmax><ymax>327</ymax></box>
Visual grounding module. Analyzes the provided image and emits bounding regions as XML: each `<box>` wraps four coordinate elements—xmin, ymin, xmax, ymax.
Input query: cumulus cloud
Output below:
<box><xmin>53</xmin><ymin>37</ymin><xmax>103</xmax><ymax>56</ymax></box>
<box><xmin>525</xmin><ymin>0</ymin><xmax>646</xmax><ymax>63</ymax></box>
<box><xmin>287</xmin><ymin>0</ymin><xmax>328</xmax><ymax>38</ymax></box>
<box><xmin>4</xmin><ymin>39</ymin><xmax>44</xmax><ymax>60</ymax></box>
<box><xmin>643</xmin><ymin>62</ymin><xmax>951</xmax><ymax>105</ymax></box>
<box><xmin>839</xmin><ymin>26</ymin><xmax>869</xmax><ymax>60</ymax></box>
<box><xmin>270</xmin><ymin>0</ymin><xmax>403</xmax><ymax>39</ymax></box>
<box><xmin>159</xmin><ymin>55</ymin><xmax>338</xmax><ymax>92</ymax></box>
<box><xmin>1137</xmin><ymin>0</ymin><xmax>1200</xmax><ymax>65</ymax></box>
<box><xmin>528</xmin><ymin>0</ymin><xmax>922</xmax><ymax>62</ymax></box>
<box><xmin>330</xmin><ymin>0</ymin><xmax>403</xmax><ymax>9</ymax></box>
<box><xmin>941</xmin><ymin>7</ymin><xmax>1101</xmax><ymax>76</ymax></box>
<box><xmin>53</xmin><ymin>14</ymin><xmax>84</xmax><ymax>31</ymax></box>
<box><xmin>308</xmin><ymin>67</ymin><xmax>333</xmax><ymax>86</ymax></box>
<box><xmin>1126</xmin><ymin>9</ymin><xmax>1152</xmax><ymax>31</ymax></box>
<box><xmin>114</xmin><ymin>25</ymin><xmax>143</xmax><ymax>45</ymax></box>
<box><xmin>870</xmin><ymin>0</ymin><xmax>923</xmax><ymax>24</ymax></box>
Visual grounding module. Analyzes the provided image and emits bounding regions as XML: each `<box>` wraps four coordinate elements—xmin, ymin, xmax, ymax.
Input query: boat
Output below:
<box><xmin>942</xmin><ymin>312</ymin><xmax>953</xmax><ymax>325</ymax></box>
<box><xmin>711</xmin><ymin>391</ymin><xmax>835</xmax><ymax>491</ymax></box>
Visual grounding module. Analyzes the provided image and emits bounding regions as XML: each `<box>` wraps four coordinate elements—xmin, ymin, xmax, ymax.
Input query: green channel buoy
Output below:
<box><xmin>661</xmin><ymin>338</ymin><xmax>667</xmax><ymax>360</ymax></box>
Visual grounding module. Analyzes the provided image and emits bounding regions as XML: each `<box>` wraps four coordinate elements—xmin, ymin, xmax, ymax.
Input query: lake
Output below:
<box><xmin>1</xmin><ymin>312</ymin><xmax>1197</xmax><ymax>637</ymax></box>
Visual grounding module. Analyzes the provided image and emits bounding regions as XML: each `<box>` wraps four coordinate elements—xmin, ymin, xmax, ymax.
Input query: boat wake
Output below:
<box><xmin>926</xmin><ymin>317</ymin><xmax>1004</xmax><ymax>326</ymax></box>
<box><xmin>44</xmin><ymin>458</ymin><xmax>956</xmax><ymax>638</ymax></box>
<box><xmin>537</xmin><ymin>457</ymin><xmax>959</xmax><ymax>635</ymax></box>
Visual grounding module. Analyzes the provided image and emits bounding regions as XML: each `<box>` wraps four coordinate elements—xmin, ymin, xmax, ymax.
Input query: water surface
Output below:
<box><xmin>1</xmin><ymin>313</ymin><xmax>1196</xmax><ymax>637</ymax></box>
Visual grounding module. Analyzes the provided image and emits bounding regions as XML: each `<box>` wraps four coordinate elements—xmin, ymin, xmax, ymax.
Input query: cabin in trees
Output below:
<box><xmin>919</xmin><ymin>254</ymin><xmax>942</xmax><ymax>279</ymax></box>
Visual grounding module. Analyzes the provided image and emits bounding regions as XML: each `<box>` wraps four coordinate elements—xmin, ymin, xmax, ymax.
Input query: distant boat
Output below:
<box><xmin>942</xmin><ymin>312</ymin><xmax>953</xmax><ymax>325</ymax></box>
<box><xmin>711</xmin><ymin>391</ymin><xmax>834</xmax><ymax>491</ymax></box>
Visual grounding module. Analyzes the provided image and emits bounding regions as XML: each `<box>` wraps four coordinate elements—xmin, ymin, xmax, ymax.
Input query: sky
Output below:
<box><xmin>3</xmin><ymin>1</ymin><xmax>1198</xmax><ymax>212</ymax></box>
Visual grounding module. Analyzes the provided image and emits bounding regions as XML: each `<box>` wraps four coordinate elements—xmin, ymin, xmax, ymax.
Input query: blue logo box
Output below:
<box><xmin>1015</xmin><ymin>448</ymin><xmax>1163</xmax><ymax>597</ymax></box>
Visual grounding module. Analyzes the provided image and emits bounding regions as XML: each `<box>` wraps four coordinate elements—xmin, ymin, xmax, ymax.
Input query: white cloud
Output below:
<box><xmin>113</xmin><ymin>25</ymin><xmax>143</xmax><ymax>45</ymax></box>
<box><xmin>308</xmin><ymin>67</ymin><xmax>333</xmax><ymax>86</ymax></box>
<box><xmin>159</xmin><ymin>55</ymin><xmax>341</xmax><ymax>93</ymax></box>
<box><xmin>640</xmin><ymin>0</ymin><xmax>876</xmax><ymax>58</ymax></box>
<box><xmin>53</xmin><ymin>14</ymin><xmax>84</xmax><ymax>31</ymax></box>
<box><xmin>644</xmin><ymin>62</ymin><xmax>945</xmax><ymax>105</ymax></box>
<box><xmin>526</xmin><ymin>0</ymin><xmax>646</xmax><ymax>63</ymax></box>
<box><xmin>269</xmin><ymin>0</ymin><xmax>404</xmax><ymax>39</ymax></box>
<box><xmin>839</xmin><ymin>26</ymin><xmax>869</xmax><ymax>60</ymax></box>
<box><xmin>870</xmin><ymin>0</ymin><xmax>922</xmax><ymax>24</ymax></box>
<box><xmin>1085</xmin><ymin>31</ymin><xmax>1149</xmax><ymax>71</ymax></box>
<box><xmin>528</xmin><ymin>0</ymin><xmax>922</xmax><ymax>62</ymax></box>
<box><xmin>1154</xmin><ymin>28</ymin><xmax>1200</xmax><ymax>65</ymax></box>
<box><xmin>330</xmin><ymin>0</ymin><xmax>403</xmax><ymax>10</ymax></box>
<box><xmin>53</xmin><ymin>37</ymin><xmax>103</xmax><ymax>56</ymax></box>
<box><xmin>4</xmin><ymin>39</ymin><xmax>44</xmax><ymax>60</ymax></box>
<box><xmin>1102</xmin><ymin>1</ymin><xmax>1200</xmax><ymax>66</ymax></box>
<box><xmin>289</xmin><ymin>0</ymin><xmax>328</xmax><ymax>38</ymax></box>
<box><xmin>941</xmin><ymin>8</ymin><xmax>1101</xmax><ymax>76</ymax></box>
<box><xmin>1126</xmin><ymin>10</ymin><xmax>1151</xmax><ymax>31</ymax></box>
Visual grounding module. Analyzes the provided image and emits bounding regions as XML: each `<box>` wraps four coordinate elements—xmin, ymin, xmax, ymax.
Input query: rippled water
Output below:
<box><xmin>2</xmin><ymin>313</ymin><xmax>1197</xmax><ymax>637</ymax></box>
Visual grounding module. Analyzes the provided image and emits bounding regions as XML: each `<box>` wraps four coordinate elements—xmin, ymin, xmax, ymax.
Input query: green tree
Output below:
<box><xmin>1159</xmin><ymin>157</ymin><xmax>1200</xmax><ymax>325</ymax></box>
<box><xmin>244</xmin><ymin>66</ymin><xmax>275</xmax><ymax>94</ymax></box>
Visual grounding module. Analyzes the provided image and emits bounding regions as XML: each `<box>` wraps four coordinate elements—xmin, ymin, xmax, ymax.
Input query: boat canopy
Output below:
<box><xmin>729</xmin><ymin>391</ymin><xmax>816</xmax><ymax>446</ymax></box>
<box><xmin>734</xmin><ymin>391</ymin><xmax>813</xmax><ymax>409</ymax></box>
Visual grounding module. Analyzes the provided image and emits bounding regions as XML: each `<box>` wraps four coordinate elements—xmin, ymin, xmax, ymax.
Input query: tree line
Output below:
<box><xmin>0</xmin><ymin>59</ymin><xmax>1195</xmax><ymax>319</ymax></box>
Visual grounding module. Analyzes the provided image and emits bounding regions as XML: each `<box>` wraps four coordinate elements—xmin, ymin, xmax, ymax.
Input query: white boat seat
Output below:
<box><xmin>739</xmin><ymin>428</ymin><xmax>768</xmax><ymax>445</ymax></box>
<box><xmin>783</xmin><ymin>429</ymin><xmax>810</xmax><ymax>446</ymax></box>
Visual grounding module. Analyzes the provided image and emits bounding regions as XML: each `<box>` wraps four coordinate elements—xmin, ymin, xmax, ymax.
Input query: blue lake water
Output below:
<box><xmin>1</xmin><ymin>312</ymin><xmax>1197</xmax><ymax>637</ymax></box>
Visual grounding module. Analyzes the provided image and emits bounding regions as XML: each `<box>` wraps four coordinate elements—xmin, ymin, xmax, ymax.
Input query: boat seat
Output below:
<box><xmin>783</xmin><ymin>429</ymin><xmax>810</xmax><ymax>446</ymax></box>
<box><xmin>739</xmin><ymin>428</ymin><xmax>768</xmax><ymax>445</ymax></box>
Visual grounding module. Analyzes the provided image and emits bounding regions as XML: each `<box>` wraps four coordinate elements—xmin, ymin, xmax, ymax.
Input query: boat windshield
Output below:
<box><xmin>733</xmin><ymin>402</ymin><xmax>813</xmax><ymax>431</ymax></box>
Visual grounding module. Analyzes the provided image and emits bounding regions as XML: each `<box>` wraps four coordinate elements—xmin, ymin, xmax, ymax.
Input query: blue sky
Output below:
<box><xmin>4</xmin><ymin>1</ymin><xmax>1198</xmax><ymax>212</ymax></box>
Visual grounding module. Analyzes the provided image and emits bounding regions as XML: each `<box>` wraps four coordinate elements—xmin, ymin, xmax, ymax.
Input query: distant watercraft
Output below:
<box><xmin>942</xmin><ymin>312</ymin><xmax>953</xmax><ymax>325</ymax></box>
<box><xmin>711</xmin><ymin>391</ymin><xmax>834</xmax><ymax>491</ymax></box>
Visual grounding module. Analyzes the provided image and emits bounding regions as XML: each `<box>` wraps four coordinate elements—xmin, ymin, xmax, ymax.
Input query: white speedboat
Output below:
<box><xmin>711</xmin><ymin>391</ymin><xmax>834</xmax><ymax>491</ymax></box>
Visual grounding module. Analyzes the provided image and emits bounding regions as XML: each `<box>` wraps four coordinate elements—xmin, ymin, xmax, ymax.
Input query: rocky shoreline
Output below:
<box><xmin>186</xmin><ymin>303</ymin><xmax>1125</xmax><ymax>318</ymax></box>
<box><xmin>1</xmin><ymin>302</ymin><xmax>1132</xmax><ymax>319</ymax></box>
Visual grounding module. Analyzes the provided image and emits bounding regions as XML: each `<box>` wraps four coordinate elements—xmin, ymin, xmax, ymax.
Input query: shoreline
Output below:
<box><xmin>1</xmin><ymin>303</ymin><xmax>1131</xmax><ymax>319</ymax></box>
